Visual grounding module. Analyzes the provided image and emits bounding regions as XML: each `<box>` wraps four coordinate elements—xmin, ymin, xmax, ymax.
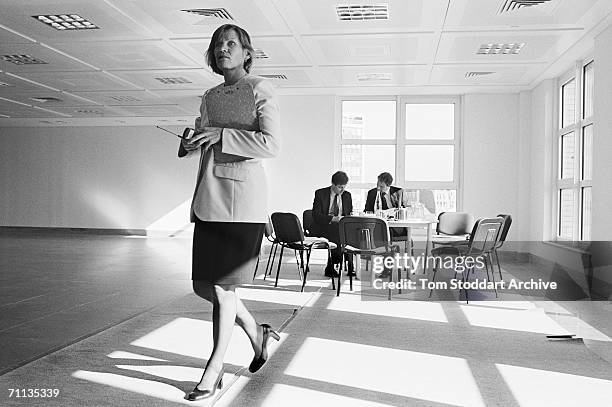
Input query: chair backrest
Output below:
<box><xmin>264</xmin><ymin>216</ymin><xmax>274</xmax><ymax>238</ymax></box>
<box><xmin>495</xmin><ymin>214</ymin><xmax>513</xmax><ymax>247</ymax></box>
<box><xmin>338</xmin><ymin>216</ymin><xmax>390</xmax><ymax>251</ymax></box>
<box><xmin>466</xmin><ymin>217</ymin><xmax>504</xmax><ymax>253</ymax></box>
<box><xmin>271</xmin><ymin>212</ymin><xmax>304</xmax><ymax>244</ymax></box>
<box><xmin>436</xmin><ymin>212</ymin><xmax>475</xmax><ymax>235</ymax></box>
<box><xmin>302</xmin><ymin>209</ymin><xmax>314</xmax><ymax>236</ymax></box>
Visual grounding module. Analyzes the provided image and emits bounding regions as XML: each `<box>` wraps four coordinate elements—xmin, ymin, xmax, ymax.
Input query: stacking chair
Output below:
<box><xmin>338</xmin><ymin>216</ymin><xmax>399</xmax><ymax>298</ymax></box>
<box><xmin>492</xmin><ymin>214</ymin><xmax>513</xmax><ymax>280</ymax></box>
<box><xmin>302</xmin><ymin>209</ymin><xmax>315</xmax><ymax>237</ymax></box>
<box><xmin>253</xmin><ymin>218</ymin><xmax>279</xmax><ymax>281</ymax></box>
<box><xmin>431</xmin><ymin>212</ymin><xmax>475</xmax><ymax>247</ymax></box>
<box><xmin>270</xmin><ymin>212</ymin><xmax>337</xmax><ymax>292</ymax></box>
<box><xmin>430</xmin><ymin>217</ymin><xmax>504</xmax><ymax>302</ymax></box>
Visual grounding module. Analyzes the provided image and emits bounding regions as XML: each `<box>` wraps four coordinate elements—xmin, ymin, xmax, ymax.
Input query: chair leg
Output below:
<box><xmin>487</xmin><ymin>252</ymin><xmax>498</xmax><ymax>298</ymax></box>
<box><xmin>252</xmin><ymin>249</ymin><xmax>260</xmax><ymax>280</ymax></box>
<box><xmin>494</xmin><ymin>248</ymin><xmax>503</xmax><ymax>280</ymax></box>
<box><xmin>265</xmin><ymin>243</ymin><xmax>278</xmax><ymax>280</ymax></box>
<box><xmin>348</xmin><ymin>254</ymin><xmax>353</xmax><ymax>292</ymax></box>
<box><xmin>328</xmin><ymin>249</ymin><xmax>336</xmax><ymax>291</ymax></box>
<box><xmin>429</xmin><ymin>265</ymin><xmax>438</xmax><ymax>298</ymax></box>
<box><xmin>274</xmin><ymin>245</ymin><xmax>285</xmax><ymax>287</ymax></box>
<box><xmin>336</xmin><ymin>253</ymin><xmax>343</xmax><ymax>297</ymax></box>
<box><xmin>301</xmin><ymin>248</ymin><xmax>312</xmax><ymax>292</ymax></box>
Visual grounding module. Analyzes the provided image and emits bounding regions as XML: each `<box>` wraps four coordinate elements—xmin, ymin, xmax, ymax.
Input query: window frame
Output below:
<box><xmin>336</xmin><ymin>95</ymin><xmax>462</xmax><ymax>211</ymax></box>
<box><xmin>553</xmin><ymin>58</ymin><xmax>593</xmax><ymax>241</ymax></box>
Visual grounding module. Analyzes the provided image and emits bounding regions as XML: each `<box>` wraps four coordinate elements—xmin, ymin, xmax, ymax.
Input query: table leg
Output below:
<box><xmin>424</xmin><ymin>224</ymin><xmax>432</xmax><ymax>274</ymax></box>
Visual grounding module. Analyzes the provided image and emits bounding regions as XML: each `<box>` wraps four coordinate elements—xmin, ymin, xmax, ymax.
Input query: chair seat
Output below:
<box><xmin>344</xmin><ymin>244</ymin><xmax>398</xmax><ymax>256</ymax></box>
<box><xmin>431</xmin><ymin>234</ymin><xmax>469</xmax><ymax>244</ymax></box>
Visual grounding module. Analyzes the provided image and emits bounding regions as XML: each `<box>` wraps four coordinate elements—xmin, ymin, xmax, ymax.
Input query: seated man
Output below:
<box><xmin>311</xmin><ymin>171</ymin><xmax>354</xmax><ymax>277</ymax></box>
<box><xmin>364</xmin><ymin>172</ymin><xmax>407</xmax><ymax>212</ymax></box>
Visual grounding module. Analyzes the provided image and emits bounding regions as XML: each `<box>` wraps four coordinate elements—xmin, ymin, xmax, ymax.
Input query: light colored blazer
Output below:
<box><xmin>179</xmin><ymin>75</ymin><xmax>280</xmax><ymax>223</ymax></box>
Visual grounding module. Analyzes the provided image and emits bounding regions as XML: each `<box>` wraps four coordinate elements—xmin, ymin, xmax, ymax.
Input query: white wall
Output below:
<box><xmin>0</xmin><ymin>125</ymin><xmax>198</xmax><ymax>230</ymax></box>
<box><xmin>592</xmin><ymin>24</ymin><xmax>612</xmax><ymax>241</ymax></box>
<box><xmin>462</xmin><ymin>93</ymin><xmax>520</xmax><ymax>240</ymax></box>
<box><xmin>0</xmin><ymin>95</ymin><xmax>337</xmax><ymax>230</ymax></box>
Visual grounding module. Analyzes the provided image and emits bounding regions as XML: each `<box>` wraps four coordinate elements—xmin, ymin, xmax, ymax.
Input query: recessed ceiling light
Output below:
<box><xmin>477</xmin><ymin>43</ymin><xmax>525</xmax><ymax>55</ymax></box>
<box><xmin>253</xmin><ymin>49</ymin><xmax>269</xmax><ymax>59</ymax></box>
<box><xmin>2</xmin><ymin>54</ymin><xmax>49</xmax><ymax>65</ymax></box>
<box><xmin>154</xmin><ymin>77</ymin><xmax>192</xmax><ymax>85</ymax></box>
<box><xmin>32</xmin><ymin>14</ymin><xmax>99</xmax><ymax>30</ymax></box>
<box><xmin>336</xmin><ymin>4</ymin><xmax>389</xmax><ymax>21</ymax></box>
<box><xmin>356</xmin><ymin>73</ymin><xmax>391</xmax><ymax>81</ymax></box>
<box><xmin>258</xmin><ymin>74</ymin><xmax>287</xmax><ymax>80</ymax></box>
<box><xmin>465</xmin><ymin>72</ymin><xmax>495</xmax><ymax>78</ymax></box>
<box><xmin>181</xmin><ymin>8</ymin><xmax>234</xmax><ymax>21</ymax></box>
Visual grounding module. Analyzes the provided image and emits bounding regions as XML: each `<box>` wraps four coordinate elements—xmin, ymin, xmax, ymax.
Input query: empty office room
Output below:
<box><xmin>1</xmin><ymin>0</ymin><xmax>612</xmax><ymax>406</ymax></box>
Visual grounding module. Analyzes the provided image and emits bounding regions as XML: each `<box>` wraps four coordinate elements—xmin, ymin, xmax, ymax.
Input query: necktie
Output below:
<box><xmin>331</xmin><ymin>193</ymin><xmax>339</xmax><ymax>216</ymax></box>
<box><xmin>381</xmin><ymin>192</ymin><xmax>389</xmax><ymax>210</ymax></box>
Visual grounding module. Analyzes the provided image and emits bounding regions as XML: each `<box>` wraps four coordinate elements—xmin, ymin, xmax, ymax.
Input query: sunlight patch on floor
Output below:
<box><xmin>497</xmin><ymin>363</ymin><xmax>612</xmax><ymax>407</ymax></box>
<box><xmin>460</xmin><ymin>306</ymin><xmax>571</xmax><ymax>335</ymax></box>
<box><xmin>326</xmin><ymin>294</ymin><xmax>448</xmax><ymax>323</ymax></box>
<box><xmin>130</xmin><ymin>318</ymin><xmax>286</xmax><ymax>367</ymax></box>
<box><xmin>284</xmin><ymin>337</ymin><xmax>486</xmax><ymax>407</ymax></box>
<box><xmin>107</xmin><ymin>351</ymin><xmax>168</xmax><ymax>362</ymax></box>
<box><xmin>236</xmin><ymin>287</ymin><xmax>321</xmax><ymax>307</ymax></box>
<box><xmin>262</xmin><ymin>384</ymin><xmax>396</xmax><ymax>407</ymax></box>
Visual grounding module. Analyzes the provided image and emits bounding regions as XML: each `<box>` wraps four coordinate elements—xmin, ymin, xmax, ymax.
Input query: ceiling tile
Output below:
<box><xmin>17</xmin><ymin>71</ymin><xmax>140</xmax><ymax>92</ymax></box>
<box><xmin>111</xmin><ymin>69</ymin><xmax>217</xmax><ymax>90</ymax></box>
<box><xmin>250</xmin><ymin>68</ymin><xmax>322</xmax><ymax>87</ymax></box>
<box><xmin>70</xmin><ymin>90</ymin><xmax>165</xmax><ymax>106</ymax></box>
<box><xmin>0</xmin><ymin>0</ymin><xmax>155</xmax><ymax>42</ymax></box>
<box><xmin>430</xmin><ymin>64</ymin><xmax>539</xmax><ymax>85</ymax></box>
<box><xmin>0</xmin><ymin>90</ymin><xmax>98</xmax><ymax>107</ymax></box>
<box><xmin>48</xmin><ymin>105</ymin><xmax>127</xmax><ymax>117</ymax></box>
<box><xmin>302</xmin><ymin>34</ymin><xmax>435</xmax><ymax>66</ymax></box>
<box><xmin>52</xmin><ymin>40</ymin><xmax>200</xmax><ymax>70</ymax></box>
<box><xmin>319</xmin><ymin>66</ymin><xmax>429</xmax><ymax>87</ymax></box>
<box><xmin>0</xmin><ymin>72</ymin><xmax>55</xmax><ymax>94</ymax></box>
<box><xmin>128</xmin><ymin>0</ymin><xmax>289</xmax><ymax>37</ymax></box>
<box><xmin>0</xmin><ymin>43</ymin><xmax>95</xmax><ymax>72</ymax></box>
<box><xmin>0</xmin><ymin>98</ymin><xmax>65</xmax><ymax>117</ymax></box>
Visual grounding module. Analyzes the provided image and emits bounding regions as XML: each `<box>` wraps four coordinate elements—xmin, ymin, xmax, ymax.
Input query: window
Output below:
<box><xmin>555</xmin><ymin>60</ymin><xmax>593</xmax><ymax>241</ymax></box>
<box><xmin>339</xmin><ymin>97</ymin><xmax>460</xmax><ymax>214</ymax></box>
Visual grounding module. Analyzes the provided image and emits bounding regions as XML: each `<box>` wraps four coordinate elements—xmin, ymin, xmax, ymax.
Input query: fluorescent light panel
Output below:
<box><xmin>2</xmin><ymin>54</ymin><xmax>48</xmax><ymax>65</ymax></box>
<box><xmin>477</xmin><ymin>43</ymin><xmax>525</xmax><ymax>55</ymax></box>
<box><xmin>32</xmin><ymin>14</ymin><xmax>99</xmax><ymax>30</ymax></box>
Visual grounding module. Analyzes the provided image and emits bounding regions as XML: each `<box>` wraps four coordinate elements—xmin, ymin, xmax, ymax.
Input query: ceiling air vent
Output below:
<box><xmin>356</xmin><ymin>73</ymin><xmax>391</xmax><ymax>82</ymax></box>
<box><xmin>336</xmin><ymin>4</ymin><xmax>389</xmax><ymax>21</ymax></box>
<box><xmin>0</xmin><ymin>81</ymin><xmax>14</xmax><ymax>87</ymax></box>
<box><xmin>498</xmin><ymin>0</ymin><xmax>553</xmax><ymax>14</ymax></box>
<box><xmin>2</xmin><ymin>54</ymin><xmax>49</xmax><ymax>65</ymax></box>
<box><xmin>181</xmin><ymin>8</ymin><xmax>234</xmax><ymax>21</ymax></box>
<box><xmin>76</xmin><ymin>109</ymin><xmax>105</xmax><ymax>115</ymax></box>
<box><xmin>259</xmin><ymin>74</ymin><xmax>287</xmax><ymax>80</ymax></box>
<box><xmin>154</xmin><ymin>77</ymin><xmax>192</xmax><ymax>85</ymax></box>
<box><xmin>477</xmin><ymin>43</ymin><xmax>524</xmax><ymax>55</ymax></box>
<box><xmin>108</xmin><ymin>95</ymin><xmax>143</xmax><ymax>103</ymax></box>
<box><xmin>253</xmin><ymin>49</ymin><xmax>269</xmax><ymax>59</ymax></box>
<box><xmin>465</xmin><ymin>72</ymin><xmax>495</xmax><ymax>78</ymax></box>
<box><xmin>30</xmin><ymin>97</ymin><xmax>62</xmax><ymax>103</ymax></box>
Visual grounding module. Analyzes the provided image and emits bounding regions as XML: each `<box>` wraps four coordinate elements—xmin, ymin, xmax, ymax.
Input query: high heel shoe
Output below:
<box><xmin>249</xmin><ymin>323</ymin><xmax>280</xmax><ymax>373</ymax></box>
<box><xmin>187</xmin><ymin>369</ymin><xmax>224</xmax><ymax>401</ymax></box>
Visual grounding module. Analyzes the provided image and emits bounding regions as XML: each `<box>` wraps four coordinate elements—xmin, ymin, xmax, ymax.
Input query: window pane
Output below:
<box><xmin>432</xmin><ymin>190</ymin><xmax>456</xmax><ymax>214</ymax></box>
<box><xmin>560</xmin><ymin>132</ymin><xmax>575</xmax><ymax>179</ymax></box>
<box><xmin>405</xmin><ymin>145</ymin><xmax>454</xmax><ymax>182</ymax></box>
<box><xmin>559</xmin><ymin>189</ymin><xmax>575</xmax><ymax>239</ymax></box>
<box><xmin>350</xmin><ymin>188</ymin><xmax>370</xmax><ymax>213</ymax></box>
<box><xmin>342</xmin><ymin>145</ymin><xmax>395</xmax><ymax>183</ymax></box>
<box><xmin>561</xmin><ymin>78</ymin><xmax>576</xmax><ymax>128</ymax></box>
<box><xmin>582</xmin><ymin>125</ymin><xmax>593</xmax><ymax>180</ymax></box>
<box><xmin>405</xmin><ymin>104</ymin><xmax>454</xmax><ymax>140</ymax></box>
<box><xmin>342</xmin><ymin>101</ymin><xmax>396</xmax><ymax>140</ymax></box>
<box><xmin>583</xmin><ymin>62</ymin><xmax>594</xmax><ymax>119</ymax></box>
<box><xmin>581</xmin><ymin>187</ymin><xmax>592</xmax><ymax>241</ymax></box>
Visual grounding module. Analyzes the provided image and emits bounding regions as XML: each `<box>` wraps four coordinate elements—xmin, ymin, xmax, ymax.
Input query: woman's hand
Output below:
<box><xmin>182</xmin><ymin>127</ymin><xmax>222</xmax><ymax>151</ymax></box>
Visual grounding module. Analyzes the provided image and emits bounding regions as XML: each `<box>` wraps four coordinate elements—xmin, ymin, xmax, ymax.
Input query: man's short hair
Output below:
<box><xmin>331</xmin><ymin>171</ymin><xmax>349</xmax><ymax>186</ymax></box>
<box><xmin>377</xmin><ymin>172</ymin><xmax>393</xmax><ymax>186</ymax></box>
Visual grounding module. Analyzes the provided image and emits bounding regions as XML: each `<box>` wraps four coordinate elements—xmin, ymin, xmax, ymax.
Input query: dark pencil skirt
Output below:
<box><xmin>192</xmin><ymin>218</ymin><xmax>265</xmax><ymax>287</ymax></box>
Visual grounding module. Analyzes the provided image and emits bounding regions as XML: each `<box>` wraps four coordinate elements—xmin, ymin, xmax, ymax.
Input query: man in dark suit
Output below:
<box><xmin>364</xmin><ymin>172</ymin><xmax>407</xmax><ymax>212</ymax></box>
<box><xmin>311</xmin><ymin>171</ymin><xmax>353</xmax><ymax>277</ymax></box>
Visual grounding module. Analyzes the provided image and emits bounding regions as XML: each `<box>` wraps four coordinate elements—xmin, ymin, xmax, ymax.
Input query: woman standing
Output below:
<box><xmin>179</xmin><ymin>24</ymin><xmax>280</xmax><ymax>401</ymax></box>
